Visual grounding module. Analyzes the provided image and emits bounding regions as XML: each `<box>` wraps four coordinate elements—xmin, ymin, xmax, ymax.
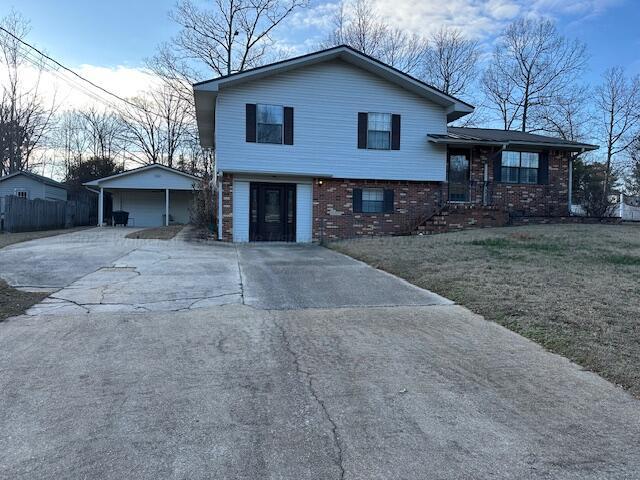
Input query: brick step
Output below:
<box><xmin>415</xmin><ymin>204</ymin><xmax>509</xmax><ymax>234</ymax></box>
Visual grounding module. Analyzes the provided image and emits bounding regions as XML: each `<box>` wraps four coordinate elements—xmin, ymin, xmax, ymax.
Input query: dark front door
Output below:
<box><xmin>448</xmin><ymin>149</ymin><xmax>470</xmax><ymax>202</ymax></box>
<box><xmin>250</xmin><ymin>183</ymin><xmax>296</xmax><ymax>242</ymax></box>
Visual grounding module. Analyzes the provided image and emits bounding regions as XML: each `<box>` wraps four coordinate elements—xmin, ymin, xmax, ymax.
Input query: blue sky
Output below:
<box><xmin>2</xmin><ymin>0</ymin><xmax>639</xmax><ymax>96</ymax></box>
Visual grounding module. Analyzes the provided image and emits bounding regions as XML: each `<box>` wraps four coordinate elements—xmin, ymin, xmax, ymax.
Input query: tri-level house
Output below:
<box><xmin>193</xmin><ymin>45</ymin><xmax>597</xmax><ymax>242</ymax></box>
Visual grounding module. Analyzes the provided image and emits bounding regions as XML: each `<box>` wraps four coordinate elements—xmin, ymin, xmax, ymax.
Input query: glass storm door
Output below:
<box><xmin>250</xmin><ymin>183</ymin><xmax>296</xmax><ymax>241</ymax></box>
<box><xmin>448</xmin><ymin>150</ymin><xmax>470</xmax><ymax>202</ymax></box>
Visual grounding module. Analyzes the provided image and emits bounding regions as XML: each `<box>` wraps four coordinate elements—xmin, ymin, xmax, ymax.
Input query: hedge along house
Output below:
<box><xmin>193</xmin><ymin>45</ymin><xmax>598</xmax><ymax>242</ymax></box>
<box><xmin>85</xmin><ymin>164</ymin><xmax>200</xmax><ymax>227</ymax></box>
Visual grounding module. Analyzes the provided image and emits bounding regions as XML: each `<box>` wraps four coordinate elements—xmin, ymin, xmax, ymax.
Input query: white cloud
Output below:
<box><xmin>291</xmin><ymin>0</ymin><xmax>621</xmax><ymax>43</ymax></box>
<box><xmin>1</xmin><ymin>61</ymin><xmax>159</xmax><ymax>114</ymax></box>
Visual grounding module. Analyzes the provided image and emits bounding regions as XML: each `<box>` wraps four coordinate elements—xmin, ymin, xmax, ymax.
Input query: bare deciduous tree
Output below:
<box><xmin>482</xmin><ymin>18</ymin><xmax>587</xmax><ymax>132</ymax></box>
<box><xmin>120</xmin><ymin>86</ymin><xmax>192</xmax><ymax>168</ymax></box>
<box><xmin>595</xmin><ymin>67</ymin><xmax>640</xmax><ymax>197</ymax></box>
<box><xmin>171</xmin><ymin>0</ymin><xmax>307</xmax><ymax>77</ymax></box>
<box><xmin>0</xmin><ymin>10</ymin><xmax>56</xmax><ymax>174</ymax></box>
<box><xmin>536</xmin><ymin>85</ymin><xmax>593</xmax><ymax>141</ymax></box>
<box><xmin>321</xmin><ymin>0</ymin><xmax>427</xmax><ymax>75</ymax></box>
<box><xmin>422</xmin><ymin>27</ymin><xmax>479</xmax><ymax>97</ymax></box>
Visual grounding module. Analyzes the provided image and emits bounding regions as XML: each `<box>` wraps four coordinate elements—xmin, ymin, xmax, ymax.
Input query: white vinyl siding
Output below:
<box><xmin>233</xmin><ymin>180</ymin><xmax>250</xmax><ymax>242</ymax></box>
<box><xmin>296</xmin><ymin>183</ymin><xmax>312</xmax><ymax>242</ymax></box>
<box><xmin>216</xmin><ymin>60</ymin><xmax>448</xmax><ymax>181</ymax></box>
<box><xmin>44</xmin><ymin>184</ymin><xmax>68</xmax><ymax>201</ymax></box>
<box><xmin>0</xmin><ymin>175</ymin><xmax>46</xmax><ymax>200</ymax></box>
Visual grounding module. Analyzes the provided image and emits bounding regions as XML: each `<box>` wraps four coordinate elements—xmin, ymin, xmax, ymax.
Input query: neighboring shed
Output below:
<box><xmin>84</xmin><ymin>164</ymin><xmax>200</xmax><ymax>227</ymax></box>
<box><xmin>0</xmin><ymin>171</ymin><xmax>68</xmax><ymax>201</ymax></box>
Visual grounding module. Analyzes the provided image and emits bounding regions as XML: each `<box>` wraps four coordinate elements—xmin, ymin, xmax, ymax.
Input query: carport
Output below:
<box><xmin>85</xmin><ymin>164</ymin><xmax>200</xmax><ymax>227</ymax></box>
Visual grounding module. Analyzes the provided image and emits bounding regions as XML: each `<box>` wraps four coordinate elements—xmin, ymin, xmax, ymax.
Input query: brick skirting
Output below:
<box><xmin>312</xmin><ymin>178</ymin><xmax>444</xmax><ymax>242</ymax></box>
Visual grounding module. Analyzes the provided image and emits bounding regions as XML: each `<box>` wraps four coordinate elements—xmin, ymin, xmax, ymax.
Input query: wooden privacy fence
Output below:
<box><xmin>0</xmin><ymin>194</ymin><xmax>97</xmax><ymax>233</ymax></box>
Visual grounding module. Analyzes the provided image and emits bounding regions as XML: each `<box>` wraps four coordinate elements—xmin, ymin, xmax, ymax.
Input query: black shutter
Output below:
<box><xmin>383</xmin><ymin>189</ymin><xmax>394</xmax><ymax>213</ymax></box>
<box><xmin>538</xmin><ymin>151</ymin><xmax>549</xmax><ymax>184</ymax></box>
<box><xmin>493</xmin><ymin>151</ymin><xmax>502</xmax><ymax>182</ymax></box>
<box><xmin>246</xmin><ymin>104</ymin><xmax>256</xmax><ymax>143</ymax></box>
<box><xmin>284</xmin><ymin>107</ymin><xmax>294</xmax><ymax>145</ymax></box>
<box><xmin>358</xmin><ymin>112</ymin><xmax>368</xmax><ymax>149</ymax></box>
<box><xmin>353</xmin><ymin>188</ymin><xmax>363</xmax><ymax>213</ymax></box>
<box><xmin>391</xmin><ymin>114</ymin><xmax>401</xmax><ymax>150</ymax></box>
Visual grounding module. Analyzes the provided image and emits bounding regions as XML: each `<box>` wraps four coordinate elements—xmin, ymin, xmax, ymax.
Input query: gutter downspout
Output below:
<box><xmin>568</xmin><ymin>148</ymin><xmax>585</xmax><ymax>216</ymax></box>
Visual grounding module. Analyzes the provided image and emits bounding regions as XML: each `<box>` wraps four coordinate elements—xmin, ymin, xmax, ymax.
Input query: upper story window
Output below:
<box><xmin>256</xmin><ymin>104</ymin><xmax>284</xmax><ymax>144</ymax></box>
<box><xmin>367</xmin><ymin>113</ymin><xmax>392</xmax><ymax>150</ymax></box>
<box><xmin>501</xmin><ymin>151</ymin><xmax>539</xmax><ymax>184</ymax></box>
<box><xmin>15</xmin><ymin>190</ymin><xmax>28</xmax><ymax>199</ymax></box>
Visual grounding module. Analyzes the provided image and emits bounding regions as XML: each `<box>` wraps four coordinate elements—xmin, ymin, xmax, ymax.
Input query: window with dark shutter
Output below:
<box><xmin>284</xmin><ymin>107</ymin><xmax>294</xmax><ymax>145</ymax></box>
<box><xmin>246</xmin><ymin>104</ymin><xmax>256</xmax><ymax>143</ymax></box>
<box><xmin>391</xmin><ymin>115</ymin><xmax>401</xmax><ymax>150</ymax></box>
<box><xmin>353</xmin><ymin>188</ymin><xmax>363</xmax><ymax>212</ymax></box>
<box><xmin>538</xmin><ymin>152</ymin><xmax>549</xmax><ymax>184</ymax></box>
<box><xmin>357</xmin><ymin>113</ymin><xmax>368</xmax><ymax>149</ymax></box>
<box><xmin>383</xmin><ymin>189</ymin><xmax>394</xmax><ymax>212</ymax></box>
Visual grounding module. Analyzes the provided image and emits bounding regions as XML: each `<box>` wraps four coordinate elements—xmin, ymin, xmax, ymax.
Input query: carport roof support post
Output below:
<box><xmin>98</xmin><ymin>188</ymin><xmax>104</xmax><ymax>226</ymax></box>
<box><xmin>165</xmin><ymin>189</ymin><xmax>169</xmax><ymax>227</ymax></box>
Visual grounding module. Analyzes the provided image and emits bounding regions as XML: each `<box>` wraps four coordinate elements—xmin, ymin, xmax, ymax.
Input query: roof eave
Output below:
<box><xmin>427</xmin><ymin>136</ymin><xmax>599</xmax><ymax>152</ymax></box>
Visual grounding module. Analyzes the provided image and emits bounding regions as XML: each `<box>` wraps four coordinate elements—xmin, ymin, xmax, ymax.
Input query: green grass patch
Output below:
<box><xmin>602</xmin><ymin>254</ymin><xmax>640</xmax><ymax>266</ymax></box>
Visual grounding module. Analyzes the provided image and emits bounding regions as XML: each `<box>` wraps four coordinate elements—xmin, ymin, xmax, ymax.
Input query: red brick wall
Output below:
<box><xmin>221</xmin><ymin>173</ymin><xmax>233</xmax><ymax>242</ymax></box>
<box><xmin>312</xmin><ymin>179</ymin><xmax>444</xmax><ymax>241</ymax></box>
<box><xmin>473</xmin><ymin>147</ymin><xmax>570</xmax><ymax>216</ymax></box>
<box><xmin>218</xmin><ymin>149</ymin><xmax>572</xmax><ymax>242</ymax></box>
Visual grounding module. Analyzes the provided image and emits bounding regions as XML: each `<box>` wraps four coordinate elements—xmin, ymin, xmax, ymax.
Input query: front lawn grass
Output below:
<box><xmin>329</xmin><ymin>224</ymin><xmax>640</xmax><ymax>397</ymax></box>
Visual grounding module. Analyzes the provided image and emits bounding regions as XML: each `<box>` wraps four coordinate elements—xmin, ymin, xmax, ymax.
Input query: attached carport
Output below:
<box><xmin>85</xmin><ymin>164</ymin><xmax>200</xmax><ymax>227</ymax></box>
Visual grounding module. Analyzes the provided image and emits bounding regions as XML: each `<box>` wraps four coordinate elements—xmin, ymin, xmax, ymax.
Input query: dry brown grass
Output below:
<box><xmin>125</xmin><ymin>225</ymin><xmax>184</xmax><ymax>240</ymax></box>
<box><xmin>330</xmin><ymin>224</ymin><xmax>640</xmax><ymax>397</ymax></box>
<box><xmin>0</xmin><ymin>227</ymin><xmax>90</xmax><ymax>250</ymax></box>
<box><xmin>0</xmin><ymin>280</ymin><xmax>46</xmax><ymax>322</ymax></box>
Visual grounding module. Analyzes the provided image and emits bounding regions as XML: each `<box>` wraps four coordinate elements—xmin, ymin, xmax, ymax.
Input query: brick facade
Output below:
<box><xmin>217</xmin><ymin>149</ymin><xmax>572</xmax><ymax>242</ymax></box>
<box><xmin>478</xmin><ymin>147</ymin><xmax>570</xmax><ymax>216</ymax></box>
<box><xmin>312</xmin><ymin>179</ymin><xmax>444</xmax><ymax>242</ymax></box>
<box><xmin>220</xmin><ymin>173</ymin><xmax>234</xmax><ymax>242</ymax></box>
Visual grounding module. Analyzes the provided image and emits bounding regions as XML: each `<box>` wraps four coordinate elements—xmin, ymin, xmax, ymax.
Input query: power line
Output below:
<box><xmin>0</xmin><ymin>25</ymin><xmax>164</xmax><ymax>118</ymax></box>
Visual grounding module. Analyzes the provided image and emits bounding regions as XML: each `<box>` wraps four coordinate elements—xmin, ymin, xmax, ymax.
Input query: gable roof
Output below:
<box><xmin>83</xmin><ymin>164</ymin><xmax>201</xmax><ymax>187</ymax></box>
<box><xmin>0</xmin><ymin>171</ymin><xmax>67</xmax><ymax>189</ymax></box>
<box><xmin>193</xmin><ymin>45</ymin><xmax>475</xmax><ymax>148</ymax></box>
<box><xmin>427</xmin><ymin>127</ymin><xmax>598</xmax><ymax>152</ymax></box>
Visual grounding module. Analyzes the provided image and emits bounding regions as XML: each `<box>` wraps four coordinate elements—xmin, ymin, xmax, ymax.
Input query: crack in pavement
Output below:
<box><xmin>271</xmin><ymin>314</ymin><xmax>346</xmax><ymax>480</ymax></box>
<box><xmin>234</xmin><ymin>245</ymin><xmax>246</xmax><ymax>305</ymax></box>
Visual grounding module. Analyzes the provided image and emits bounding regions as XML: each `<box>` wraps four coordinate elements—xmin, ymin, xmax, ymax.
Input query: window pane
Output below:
<box><xmin>520</xmin><ymin>168</ymin><xmax>538</xmax><ymax>184</ymax></box>
<box><xmin>502</xmin><ymin>151</ymin><xmax>520</xmax><ymax>167</ymax></box>
<box><xmin>257</xmin><ymin>124</ymin><xmax>282</xmax><ymax>144</ymax></box>
<box><xmin>361</xmin><ymin>188</ymin><xmax>384</xmax><ymax>213</ymax></box>
<box><xmin>367</xmin><ymin>130</ymin><xmax>390</xmax><ymax>150</ymax></box>
<box><xmin>502</xmin><ymin>166</ymin><xmax>519</xmax><ymax>183</ymax></box>
<box><xmin>368</xmin><ymin>113</ymin><xmax>391</xmax><ymax>132</ymax></box>
<box><xmin>256</xmin><ymin>104</ymin><xmax>283</xmax><ymax>144</ymax></box>
<box><xmin>521</xmin><ymin>152</ymin><xmax>539</xmax><ymax>168</ymax></box>
<box><xmin>257</xmin><ymin>104</ymin><xmax>283</xmax><ymax>124</ymax></box>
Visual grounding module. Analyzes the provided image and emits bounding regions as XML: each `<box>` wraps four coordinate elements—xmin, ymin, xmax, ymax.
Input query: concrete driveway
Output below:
<box><xmin>1</xmin><ymin>228</ymin><xmax>640</xmax><ymax>479</ymax></box>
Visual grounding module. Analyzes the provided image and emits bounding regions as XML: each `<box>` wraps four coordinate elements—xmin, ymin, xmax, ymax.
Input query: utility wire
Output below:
<box><xmin>0</xmin><ymin>25</ymin><xmax>164</xmax><ymax>118</ymax></box>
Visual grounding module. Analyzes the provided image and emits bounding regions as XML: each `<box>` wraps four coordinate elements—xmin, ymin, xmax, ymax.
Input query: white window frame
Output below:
<box><xmin>15</xmin><ymin>190</ymin><xmax>28</xmax><ymax>199</ymax></box>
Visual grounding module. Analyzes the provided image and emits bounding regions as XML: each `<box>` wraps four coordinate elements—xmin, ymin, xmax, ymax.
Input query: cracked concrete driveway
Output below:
<box><xmin>1</xmin><ymin>228</ymin><xmax>640</xmax><ymax>479</ymax></box>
